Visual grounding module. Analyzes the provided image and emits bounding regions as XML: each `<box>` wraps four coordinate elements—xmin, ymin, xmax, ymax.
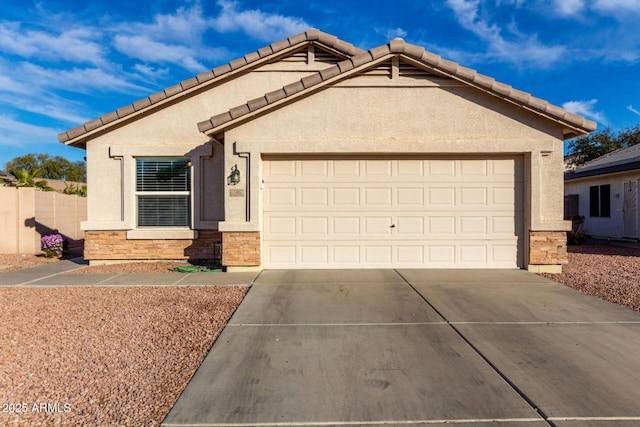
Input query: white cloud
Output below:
<box><xmin>120</xmin><ymin>5</ymin><xmax>211</xmax><ymax>44</ymax></box>
<box><xmin>134</xmin><ymin>64</ymin><xmax>170</xmax><ymax>80</ymax></box>
<box><xmin>592</xmin><ymin>0</ymin><xmax>640</xmax><ymax>14</ymax></box>
<box><xmin>563</xmin><ymin>99</ymin><xmax>607</xmax><ymax>124</ymax></box>
<box><xmin>0</xmin><ymin>115</ymin><xmax>60</xmax><ymax>147</ymax></box>
<box><xmin>551</xmin><ymin>0</ymin><xmax>586</xmax><ymax>16</ymax></box>
<box><xmin>20</xmin><ymin>62</ymin><xmax>149</xmax><ymax>94</ymax></box>
<box><xmin>212</xmin><ymin>0</ymin><xmax>309</xmax><ymax>42</ymax></box>
<box><xmin>114</xmin><ymin>35</ymin><xmax>209</xmax><ymax>73</ymax></box>
<box><xmin>0</xmin><ymin>22</ymin><xmax>105</xmax><ymax>65</ymax></box>
<box><xmin>445</xmin><ymin>0</ymin><xmax>567</xmax><ymax>67</ymax></box>
<box><xmin>384</xmin><ymin>28</ymin><xmax>408</xmax><ymax>40</ymax></box>
<box><xmin>628</xmin><ymin>105</ymin><xmax>640</xmax><ymax>117</ymax></box>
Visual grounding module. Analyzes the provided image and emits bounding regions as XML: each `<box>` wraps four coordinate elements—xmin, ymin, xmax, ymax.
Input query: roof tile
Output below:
<box><xmin>301</xmin><ymin>73</ymin><xmax>323</xmax><ymax>88</ymax></box>
<box><xmin>404</xmin><ymin>44</ymin><xmax>424</xmax><ymax>58</ymax></box>
<box><xmin>370</xmin><ymin>45</ymin><xmax>390</xmax><ymax>59</ymax></box>
<box><xmin>247</xmin><ymin>96</ymin><xmax>268</xmax><ymax>112</ymax></box>
<box><xmin>472</xmin><ymin>74</ymin><xmax>495</xmax><ymax>88</ymax></box>
<box><xmin>306</xmin><ymin>28</ymin><xmax>320</xmax><ymax>40</ymax></box>
<box><xmin>333</xmin><ymin>39</ymin><xmax>357</xmax><ymax>55</ymax></box>
<box><xmin>319</xmin><ymin>65</ymin><xmax>341</xmax><ymax>80</ymax></box>
<box><xmin>257</xmin><ymin>46</ymin><xmax>273</xmax><ymax>57</ymax></box>
<box><xmin>149</xmin><ymin>90</ymin><xmax>167</xmax><ymax>104</ymax></box>
<box><xmin>84</xmin><ymin>118</ymin><xmax>103</xmax><ymax>132</ymax></box>
<box><xmin>438</xmin><ymin>58</ymin><xmax>459</xmax><ymax>74</ymax></box>
<box><xmin>229</xmin><ymin>57</ymin><xmax>247</xmax><ymax>70</ymax></box>
<box><xmin>265</xmin><ymin>88</ymin><xmax>287</xmax><ymax>104</ymax></box>
<box><xmin>58</xmin><ymin>132</ymin><xmax>70</xmax><ymax>143</ymax></box>
<box><xmin>270</xmin><ymin>39</ymin><xmax>291</xmax><ymax>52</ymax></box>
<box><xmin>165</xmin><ymin>83</ymin><xmax>184</xmax><ymax>97</ymax></box>
<box><xmin>100</xmin><ymin>112</ymin><xmax>119</xmax><ymax>125</ymax></box>
<box><xmin>197</xmin><ymin>119</ymin><xmax>213</xmax><ymax>133</ymax></box>
<box><xmin>212</xmin><ymin>64</ymin><xmax>231</xmax><ymax>77</ymax></box>
<box><xmin>389</xmin><ymin>38</ymin><xmax>406</xmax><ymax>53</ymax></box>
<box><xmin>133</xmin><ymin>98</ymin><xmax>151</xmax><ymax>111</ymax></box>
<box><xmin>196</xmin><ymin>70</ymin><xmax>215</xmax><ymax>83</ymax></box>
<box><xmin>455</xmin><ymin>66</ymin><xmax>477</xmax><ymax>81</ymax></box>
<box><xmin>67</xmin><ymin>126</ymin><xmax>87</xmax><ymax>139</ymax></box>
<box><xmin>528</xmin><ymin>97</ymin><xmax>549</xmax><ymax>111</ymax></box>
<box><xmin>509</xmin><ymin>89</ymin><xmax>532</xmax><ymax>104</ymax></box>
<box><xmin>351</xmin><ymin>52</ymin><xmax>372</xmax><ymax>68</ymax></box>
<box><xmin>229</xmin><ymin>104</ymin><xmax>250</xmax><ymax>119</ymax></box>
<box><xmin>115</xmin><ymin>105</ymin><xmax>134</xmax><ymax>119</ymax></box>
<box><xmin>337</xmin><ymin>59</ymin><xmax>354</xmax><ymax>73</ymax></box>
<box><xmin>492</xmin><ymin>82</ymin><xmax>512</xmax><ymax>97</ymax></box>
<box><xmin>288</xmin><ymin>32</ymin><xmax>307</xmax><ymax>45</ymax></box>
<box><xmin>244</xmin><ymin>51</ymin><xmax>261</xmax><ymax>64</ymax></box>
<box><xmin>317</xmin><ymin>33</ymin><xmax>338</xmax><ymax>48</ymax></box>
<box><xmin>181</xmin><ymin>77</ymin><xmax>199</xmax><ymax>90</ymax></box>
<box><xmin>283</xmin><ymin>81</ymin><xmax>304</xmax><ymax>96</ymax></box>
<box><xmin>420</xmin><ymin>51</ymin><xmax>442</xmax><ymax>67</ymax></box>
<box><xmin>210</xmin><ymin>112</ymin><xmax>232</xmax><ymax>128</ymax></box>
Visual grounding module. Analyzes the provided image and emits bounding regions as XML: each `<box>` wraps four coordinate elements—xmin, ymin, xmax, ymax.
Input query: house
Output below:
<box><xmin>564</xmin><ymin>144</ymin><xmax>640</xmax><ymax>241</ymax></box>
<box><xmin>58</xmin><ymin>29</ymin><xmax>596</xmax><ymax>272</ymax></box>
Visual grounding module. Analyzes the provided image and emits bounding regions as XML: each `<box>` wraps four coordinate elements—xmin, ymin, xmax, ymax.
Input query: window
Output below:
<box><xmin>589</xmin><ymin>184</ymin><xmax>610</xmax><ymax>217</ymax></box>
<box><xmin>136</xmin><ymin>158</ymin><xmax>191</xmax><ymax>227</ymax></box>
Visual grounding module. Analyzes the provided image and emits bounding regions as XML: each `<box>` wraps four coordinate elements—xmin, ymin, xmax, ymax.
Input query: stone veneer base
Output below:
<box><xmin>529</xmin><ymin>230</ymin><xmax>568</xmax><ymax>268</ymax></box>
<box><xmin>84</xmin><ymin>230</ymin><xmax>221</xmax><ymax>261</ymax></box>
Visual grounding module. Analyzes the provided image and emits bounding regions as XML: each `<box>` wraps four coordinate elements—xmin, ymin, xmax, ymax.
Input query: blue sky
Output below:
<box><xmin>2</xmin><ymin>0</ymin><xmax>640</xmax><ymax>169</ymax></box>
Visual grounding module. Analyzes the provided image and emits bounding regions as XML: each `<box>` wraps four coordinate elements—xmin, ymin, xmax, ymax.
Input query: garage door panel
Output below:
<box><xmin>333</xmin><ymin>188</ymin><xmax>360</xmax><ymax>205</ymax></box>
<box><xmin>263</xmin><ymin>158</ymin><xmax>523</xmax><ymax>269</ymax></box>
<box><xmin>428</xmin><ymin>188</ymin><xmax>456</xmax><ymax>205</ymax></box>
<box><xmin>300</xmin><ymin>217</ymin><xmax>328</xmax><ymax>236</ymax></box>
<box><xmin>364</xmin><ymin>188</ymin><xmax>393</xmax><ymax>206</ymax></box>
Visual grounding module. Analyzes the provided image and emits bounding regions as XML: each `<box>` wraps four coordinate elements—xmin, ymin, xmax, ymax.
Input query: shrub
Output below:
<box><xmin>41</xmin><ymin>233</ymin><xmax>64</xmax><ymax>258</ymax></box>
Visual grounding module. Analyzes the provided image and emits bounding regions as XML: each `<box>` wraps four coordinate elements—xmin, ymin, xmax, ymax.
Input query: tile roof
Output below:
<box><xmin>198</xmin><ymin>38</ymin><xmax>596</xmax><ymax>140</ymax></box>
<box><xmin>565</xmin><ymin>143</ymin><xmax>640</xmax><ymax>180</ymax></box>
<box><xmin>58</xmin><ymin>29</ymin><xmax>364</xmax><ymax>147</ymax></box>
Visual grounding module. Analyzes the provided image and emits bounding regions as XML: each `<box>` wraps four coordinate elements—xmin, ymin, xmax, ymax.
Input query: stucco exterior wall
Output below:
<box><xmin>83</xmin><ymin>66</ymin><xmax>320</xmax><ymax>232</ymax></box>
<box><xmin>565</xmin><ymin>172</ymin><xmax>640</xmax><ymax>239</ymax></box>
<box><xmin>220</xmin><ymin>79</ymin><xmax>568</xmax><ymax>239</ymax></box>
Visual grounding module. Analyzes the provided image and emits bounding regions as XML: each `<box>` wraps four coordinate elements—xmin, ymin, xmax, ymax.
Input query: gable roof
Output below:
<box><xmin>198</xmin><ymin>38</ymin><xmax>596</xmax><ymax>140</ymax></box>
<box><xmin>58</xmin><ymin>29</ymin><xmax>364</xmax><ymax>148</ymax></box>
<box><xmin>565</xmin><ymin>144</ymin><xmax>640</xmax><ymax>180</ymax></box>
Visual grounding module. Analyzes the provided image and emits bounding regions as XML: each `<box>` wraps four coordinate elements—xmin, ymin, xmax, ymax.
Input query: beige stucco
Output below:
<box><xmin>81</xmin><ymin>56</ymin><xmax>331</xmax><ymax>233</ymax></box>
<box><xmin>70</xmin><ymin>41</ymin><xmax>583</xmax><ymax>270</ymax></box>
<box><xmin>220</xmin><ymin>73</ymin><xmax>569</xmax><ymax>243</ymax></box>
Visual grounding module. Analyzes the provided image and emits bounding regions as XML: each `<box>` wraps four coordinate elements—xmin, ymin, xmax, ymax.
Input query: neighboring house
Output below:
<box><xmin>565</xmin><ymin>144</ymin><xmax>640</xmax><ymax>241</ymax></box>
<box><xmin>59</xmin><ymin>29</ymin><xmax>595</xmax><ymax>272</ymax></box>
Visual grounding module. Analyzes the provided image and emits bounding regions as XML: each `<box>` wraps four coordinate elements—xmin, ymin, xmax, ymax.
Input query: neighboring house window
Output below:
<box><xmin>135</xmin><ymin>158</ymin><xmax>191</xmax><ymax>227</ymax></box>
<box><xmin>589</xmin><ymin>184</ymin><xmax>610</xmax><ymax>217</ymax></box>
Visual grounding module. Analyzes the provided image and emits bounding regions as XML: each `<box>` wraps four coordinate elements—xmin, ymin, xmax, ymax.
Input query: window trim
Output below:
<box><xmin>134</xmin><ymin>157</ymin><xmax>192</xmax><ymax>229</ymax></box>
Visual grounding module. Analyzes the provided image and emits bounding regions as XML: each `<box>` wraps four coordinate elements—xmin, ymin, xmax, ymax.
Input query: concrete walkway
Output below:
<box><xmin>0</xmin><ymin>259</ymin><xmax>257</xmax><ymax>287</ymax></box>
<box><xmin>163</xmin><ymin>269</ymin><xmax>640</xmax><ymax>427</ymax></box>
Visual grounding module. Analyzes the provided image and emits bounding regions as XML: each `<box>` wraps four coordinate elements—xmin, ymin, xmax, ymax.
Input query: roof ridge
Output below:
<box><xmin>59</xmin><ymin>29</ymin><xmax>363</xmax><ymax>145</ymax></box>
<box><xmin>198</xmin><ymin>38</ymin><xmax>597</xmax><ymax>138</ymax></box>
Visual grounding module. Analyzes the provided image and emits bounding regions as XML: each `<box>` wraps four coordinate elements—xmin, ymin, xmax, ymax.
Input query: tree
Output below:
<box><xmin>4</xmin><ymin>154</ymin><xmax>86</xmax><ymax>182</ymax></box>
<box><xmin>567</xmin><ymin>125</ymin><xmax>640</xmax><ymax>166</ymax></box>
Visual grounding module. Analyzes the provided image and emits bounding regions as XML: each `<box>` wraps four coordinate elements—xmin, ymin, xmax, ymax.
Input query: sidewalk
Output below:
<box><xmin>0</xmin><ymin>259</ymin><xmax>257</xmax><ymax>287</ymax></box>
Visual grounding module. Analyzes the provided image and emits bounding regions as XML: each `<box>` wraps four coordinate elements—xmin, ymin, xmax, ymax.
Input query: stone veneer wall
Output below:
<box><xmin>222</xmin><ymin>232</ymin><xmax>260</xmax><ymax>266</ymax></box>
<box><xmin>529</xmin><ymin>231</ymin><xmax>568</xmax><ymax>266</ymax></box>
<box><xmin>84</xmin><ymin>230</ymin><xmax>221</xmax><ymax>261</ymax></box>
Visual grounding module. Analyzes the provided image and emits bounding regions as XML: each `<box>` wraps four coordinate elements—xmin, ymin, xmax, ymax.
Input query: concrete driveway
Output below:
<box><xmin>162</xmin><ymin>269</ymin><xmax>640</xmax><ymax>427</ymax></box>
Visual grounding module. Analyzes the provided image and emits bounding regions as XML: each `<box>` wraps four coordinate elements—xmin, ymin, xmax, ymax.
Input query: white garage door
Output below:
<box><xmin>262</xmin><ymin>157</ymin><xmax>524</xmax><ymax>269</ymax></box>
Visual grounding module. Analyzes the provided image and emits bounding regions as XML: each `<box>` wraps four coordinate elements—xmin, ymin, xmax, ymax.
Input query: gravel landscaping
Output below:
<box><xmin>0</xmin><ymin>285</ymin><xmax>247</xmax><ymax>427</ymax></box>
<box><xmin>540</xmin><ymin>243</ymin><xmax>640</xmax><ymax>313</ymax></box>
<box><xmin>1</xmin><ymin>242</ymin><xmax>638</xmax><ymax>426</ymax></box>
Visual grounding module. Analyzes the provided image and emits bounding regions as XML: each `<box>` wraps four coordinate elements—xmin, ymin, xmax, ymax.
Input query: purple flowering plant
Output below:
<box><xmin>41</xmin><ymin>233</ymin><xmax>64</xmax><ymax>258</ymax></box>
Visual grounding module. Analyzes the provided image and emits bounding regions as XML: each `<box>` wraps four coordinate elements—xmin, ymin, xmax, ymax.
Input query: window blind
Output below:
<box><xmin>136</xmin><ymin>158</ymin><xmax>191</xmax><ymax>227</ymax></box>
